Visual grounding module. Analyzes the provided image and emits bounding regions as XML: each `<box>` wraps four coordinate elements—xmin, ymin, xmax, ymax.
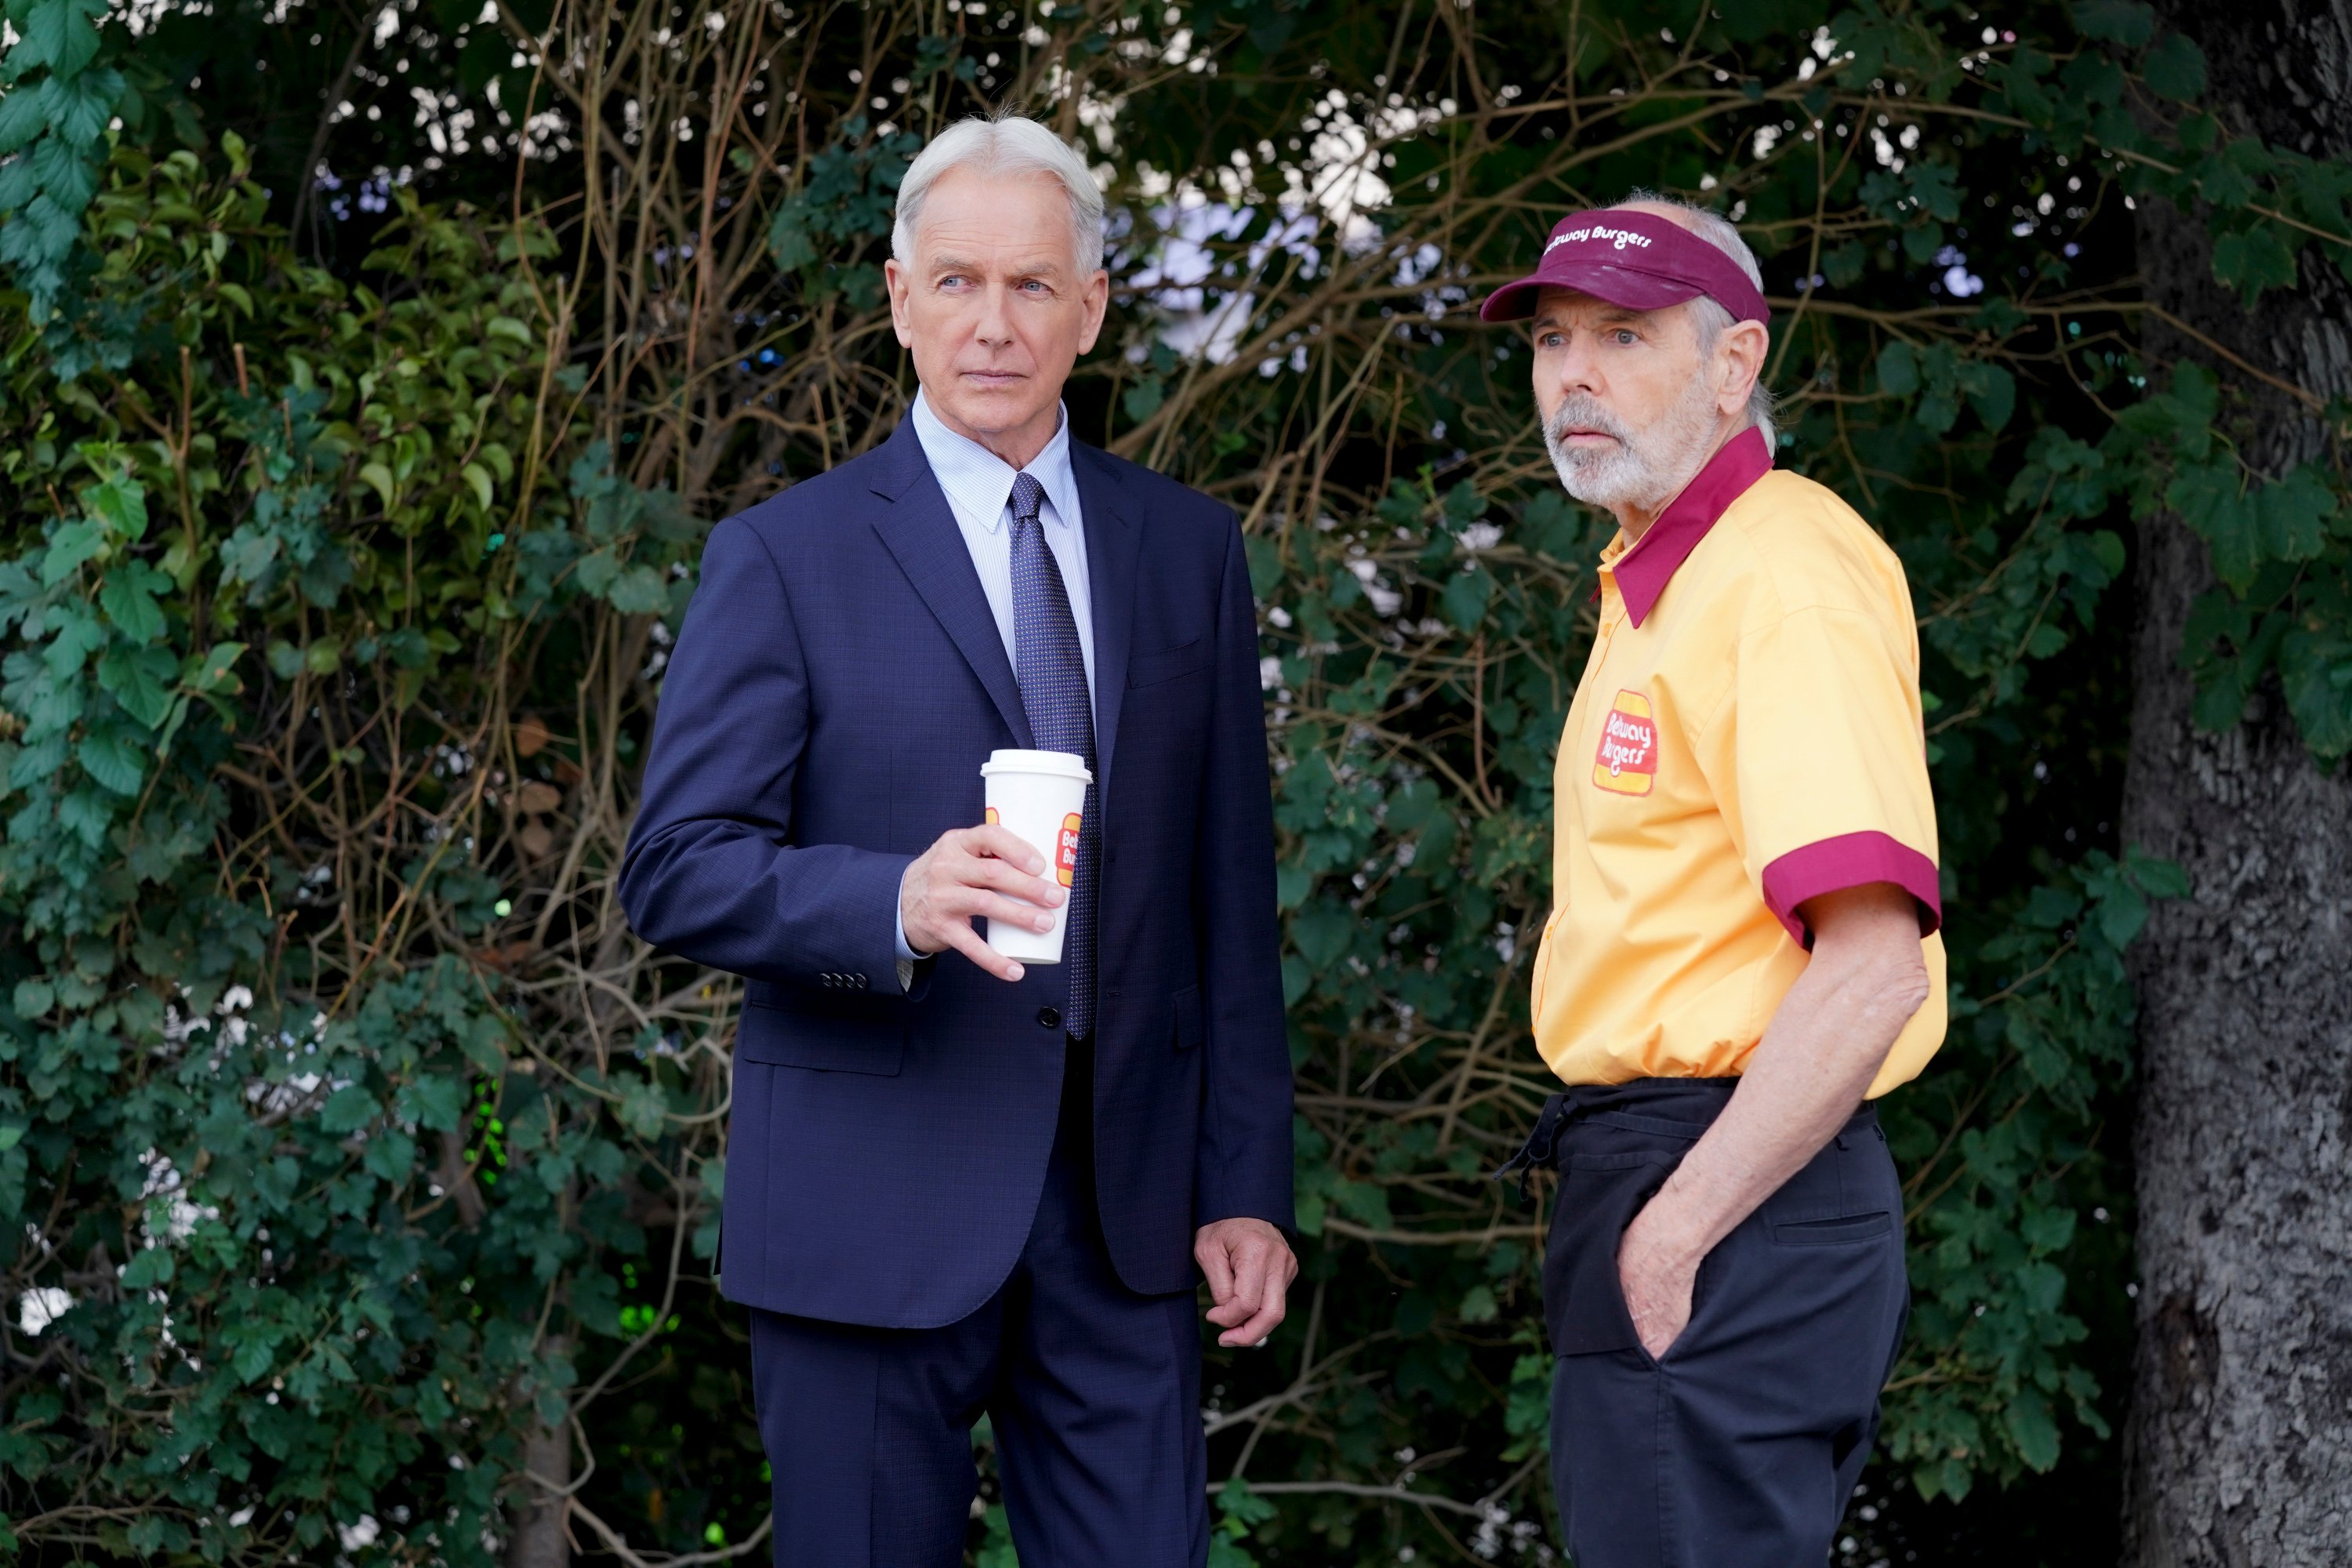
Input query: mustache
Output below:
<box><xmin>1544</xmin><ymin>397</ymin><xmax>1633</xmax><ymax>448</ymax></box>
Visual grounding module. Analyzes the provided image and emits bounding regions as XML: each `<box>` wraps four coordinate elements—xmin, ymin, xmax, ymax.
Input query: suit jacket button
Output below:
<box><xmin>1036</xmin><ymin>1006</ymin><xmax>1062</xmax><ymax>1031</ymax></box>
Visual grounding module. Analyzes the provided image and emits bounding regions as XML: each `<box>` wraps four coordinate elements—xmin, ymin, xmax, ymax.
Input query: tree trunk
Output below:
<box><xmin>508</xmin><ymin>1338</ymin><xmax>575</xmax><ymax>1568</ymax></box>
<box><xmin>2123</xmin><ymin>6</ymin><xmax>2352</xmax><ymax>1564</ymax></box>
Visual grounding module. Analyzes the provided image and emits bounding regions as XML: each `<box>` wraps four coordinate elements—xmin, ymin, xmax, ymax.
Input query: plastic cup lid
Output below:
<box><xmin>980</xmin><ymin>748</ymin><xmax>1094</xmax><ymax>783</ymax></box>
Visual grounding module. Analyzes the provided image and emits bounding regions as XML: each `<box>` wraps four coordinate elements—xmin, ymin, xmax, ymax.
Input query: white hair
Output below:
<box><xmin>1621</xmin><ymin>190</ymin><xmax>1777</xmax><ymax>450</ymax></box>
<box><xmin>891</xmin><ymin>115</ymin><xmax>1106</xmax><ymax>275</ymax></box>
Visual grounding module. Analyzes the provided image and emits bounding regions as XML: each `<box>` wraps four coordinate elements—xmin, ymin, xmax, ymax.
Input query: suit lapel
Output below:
<box><xmin>869</xmin><ymin>419</ymin><xmax>1035</xmax><ymax>750</ymax></box>
<box><xmin>1073</xmin><ymin>443</ymin><xmax>1142</xmax><ymax>802</ymax></box>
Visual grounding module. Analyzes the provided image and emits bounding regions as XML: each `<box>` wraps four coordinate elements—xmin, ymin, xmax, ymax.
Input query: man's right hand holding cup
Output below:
<box><xmin>899</xmin><ymin>825</ymin><xmax>1065</xmax><ymax>982</ymax></box>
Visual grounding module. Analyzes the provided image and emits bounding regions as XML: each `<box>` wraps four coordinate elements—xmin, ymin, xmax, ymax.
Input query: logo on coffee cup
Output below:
<box><xmin>1056</xmin><ymin>813</ymin><xmax>1082</xmax><ymax>887</ymax></box>
<box><xmin>1592</xmin><ymin>690</ymin><xmax>1657</xmax><ymax>797</ymax></box>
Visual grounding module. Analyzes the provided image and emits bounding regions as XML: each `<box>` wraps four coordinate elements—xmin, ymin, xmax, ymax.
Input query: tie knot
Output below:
<box><xmin>1009</xmin><ymin>471</ymin><xmax>1047</xmax><ymax>529</ymax></box>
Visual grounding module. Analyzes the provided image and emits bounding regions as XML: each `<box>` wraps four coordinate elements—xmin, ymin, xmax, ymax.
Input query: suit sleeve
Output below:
<box><xmin>619</xmin><ymin>517</ymin><xmax>913</xmax><ymax>991</ymax></box>
<box><xmin>1192</xmin><ymin>510</ymin><xmax>1298</xmax><ymax>1231</ymax></box>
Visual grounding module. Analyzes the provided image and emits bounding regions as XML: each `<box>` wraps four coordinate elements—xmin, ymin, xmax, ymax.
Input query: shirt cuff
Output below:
<box><xmin>1759</xmin><ymin>831</ymin><xmax>1942</xmax><ymax>949</ymax></box>
<box><xmin>891</xmin><ymin>872</ymin><xmax>927</xmax><ymax>993</ymax></box>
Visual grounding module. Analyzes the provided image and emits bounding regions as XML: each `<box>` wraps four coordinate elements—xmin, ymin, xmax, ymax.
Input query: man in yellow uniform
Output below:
<box><xmin>1483</xmin><ymin>196</ymin><xmax>1947</xmax><ymax>1566</ymax></box>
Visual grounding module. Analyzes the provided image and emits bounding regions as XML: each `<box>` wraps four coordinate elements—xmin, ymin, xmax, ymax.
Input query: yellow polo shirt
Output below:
<box><xmin>1529</xmin><ymin>426</ymin><xmax>1947</xmax><ymax>1099</ymax></box>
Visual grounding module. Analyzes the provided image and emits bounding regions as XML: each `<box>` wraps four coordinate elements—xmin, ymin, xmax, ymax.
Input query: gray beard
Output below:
<box><xmin>1543</xmin><ymin>374</ymin><xmax>1723</xmax><ymax>517</ymax></box>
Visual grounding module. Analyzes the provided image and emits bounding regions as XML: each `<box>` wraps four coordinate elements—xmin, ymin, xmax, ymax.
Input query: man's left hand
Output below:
<box><xmin>1616</xmin><ymin>1201</ymin><xmax>1702</xmax><ymax>1361</ymax></box>
<box><xmin>1195</xmin><ymin>1218</ymin><xmax>1297</xmax><ymax>1348</ymax></box>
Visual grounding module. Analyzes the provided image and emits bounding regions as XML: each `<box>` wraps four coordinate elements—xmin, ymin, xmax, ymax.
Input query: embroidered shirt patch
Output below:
<box><xmin>1593</xmin><ymin>690</ymin><xmax>1658</xmax><ymax>796</ymax></box>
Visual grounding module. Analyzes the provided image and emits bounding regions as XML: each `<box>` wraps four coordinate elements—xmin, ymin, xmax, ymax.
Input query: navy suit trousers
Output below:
<box><xmin>1531</xmin><ymin>1080</ymin><xmax>1910</xmax><ymax>1567</ymax></box>
<box><xmin>748</xmin><ymin>1040</ymin><xmax>1208</xmax><ymax>1568</ymax></box>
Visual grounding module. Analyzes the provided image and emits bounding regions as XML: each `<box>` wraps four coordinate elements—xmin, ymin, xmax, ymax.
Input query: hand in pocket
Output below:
<box><xmin>1616</xmin><ymin>1200</ymin><xmax>1701</xmax><ymax>1360</ymax></box>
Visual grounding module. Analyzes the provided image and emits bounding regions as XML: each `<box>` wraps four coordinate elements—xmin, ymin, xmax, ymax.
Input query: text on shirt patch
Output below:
<box><xmin>1592</xmin><ymin>690</ymin><xmax>1658</xmax><ymax>796</ymax></box>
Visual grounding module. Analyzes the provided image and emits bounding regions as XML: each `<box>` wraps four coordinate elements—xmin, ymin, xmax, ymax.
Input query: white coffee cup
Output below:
<box><xmin>979</xmin><ymin>748</ymin><xmax>1092</xmax><ymax>965</ymax></box>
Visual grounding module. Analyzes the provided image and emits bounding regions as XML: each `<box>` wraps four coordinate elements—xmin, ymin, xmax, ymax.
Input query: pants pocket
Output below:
<box><xmin>1768</xmin><ymin>1211</ymin><xmax>1895</xmax><ymax>1247</ymax></box>
<box><xmin>1543</xmin><ymin>1154</ymin><xmax>1679</xmax><ymax>1356</ymax></box>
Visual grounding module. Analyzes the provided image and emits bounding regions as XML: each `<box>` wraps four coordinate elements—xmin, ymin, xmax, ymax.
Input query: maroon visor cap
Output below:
<box><xmin>1478</xmin><ymin>207</ymin><xmax>1769</xmax><ymax>327</ymax></box>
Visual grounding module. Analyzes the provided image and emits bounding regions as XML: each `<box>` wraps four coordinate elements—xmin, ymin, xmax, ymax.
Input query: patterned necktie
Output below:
<box><xmin>1007</xmin><ymin>472</ymin><xmax>1097</xmax><ymax>1037</ymax></box>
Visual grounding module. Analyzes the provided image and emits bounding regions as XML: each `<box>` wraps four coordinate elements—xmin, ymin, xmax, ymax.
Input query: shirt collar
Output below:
<box><xmin>1602</xmin><ymin>424</ymin><xmax>1773</xmax><ymax>629</ymax></box>
<box><xmin>910</xmin><ymin>389</ymin><xmax>1080</xmax><ymax>534</ymax></box>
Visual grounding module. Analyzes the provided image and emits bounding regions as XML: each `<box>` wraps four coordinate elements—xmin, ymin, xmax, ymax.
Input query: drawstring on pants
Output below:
<box><xmin>1491</xmin><ymin>1093</ymin><xmax>1570</xmax><ymax>1211</ymax></box>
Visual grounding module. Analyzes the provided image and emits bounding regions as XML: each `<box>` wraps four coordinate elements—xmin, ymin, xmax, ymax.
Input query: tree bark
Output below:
<box><xmin>507</xmin><ymin>1338</ymin><xmax>575</xmax><ymax>1568</ymax></box>
<box><xmin>2123</xmin><ymin>5</ymin><xmax>2352</xmax><ymax>1563</ymax></box>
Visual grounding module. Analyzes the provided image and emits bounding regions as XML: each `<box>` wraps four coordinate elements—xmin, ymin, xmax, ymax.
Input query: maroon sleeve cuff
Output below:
<box><xmin>1759</xmin><ymin>831</ymin><xmax>1942</xmax><ymax>949</ymax></box>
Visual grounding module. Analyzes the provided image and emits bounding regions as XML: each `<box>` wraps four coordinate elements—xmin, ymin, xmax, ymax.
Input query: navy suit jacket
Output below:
<box><xmin>619</xmin><ymin>415</ymin><xmax>1295</xmax><ymax>1328</ymax></box>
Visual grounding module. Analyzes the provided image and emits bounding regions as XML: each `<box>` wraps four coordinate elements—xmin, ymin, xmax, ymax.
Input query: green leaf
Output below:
<box><xmin>1122</xmin><ymin>378</ymin><xmax>1164</xmax><ymax>423</ymax></box>
<box><xmin>39</xmin><ymin>515</ymin><xmax>103</xmax><ymax>586</ymax></box>
<box><xmin>2096</xmin><ymin>882</ymin><xmax>2150</xmax><ymax>949</ymax></box>
<box><xmin>12</xmin><ymin>977</ymin><xmax>54</xmax><ymax>1017</ymax></box>
<box><xmin>80</xmin><ymin>470</ymin><xmax>147</xmax><ymax>541</ymax></box>
<box><xmin>604</xmin><ymin>563</ymin><xmax>669</xmax><ymax>615</ymax></box>
<box><xmin>18</xmin><ymin>0</ymin><xmax>104</xmax><ymax>78</ymax></box>
<box><xmin>618</xmin><ymin>1076</ymin><xmax>668</xmax><ymax>1138</ymax></box>
<box><xmin>2253</xmin><ymin>465</ymin><xmax>2334</xmax><ymax>561</ymax></box>
<box><xmin>2070</xmin><ymin>0</ymin><xmax>2153</xmax><ymax>45</ymax></box>
<box><xmin>98</xmin><ymin>644</ymin><xmax>176</xmax><ymax>728</ymax></box>
<box><xmin>463</xmin><ymin>461</ymin><xmax>495</xmax><ymax>512</ymax></box>
<box><xmin>2002</xmin><ymin>1389</ymin><xmax>2063</xmax><ymax>1472</ymax></box>
<box><xmin>318</xmin><ymin>1085</ymin><xmax>378</xmax><ymax>1134</ymax></box>
<box><xmin>1962</xmin><ymin>363</ymin><xmax>2017</xmax><ymax>431</ymax></box>
<box><xmin>363</xmin><ymin>1128</ymin><xmax>419</xmax><ymax>1181</ymax></box>
<box><xmin>1441</xmin><ymin>567</ymin><xmax>1493</xmax><ymax>631</ymax></box>
<box><xmin>360</xmin><ymin>462</ymin><xmax>397</xmax><ymax>508</ymax></box>
<box><xmin>2165</xmin><ymin>463</ymin><xmax>2258</xmax><ymax>590</ymax></box>
<box><xmin>2141</xmin><ymin>32</ymin><xmax>2206</xmax><ymax>101</ymax></box>
<box><xmin>35</xmin><ymin>67</ymin><xmax>119</xmax><ymax>147</ymax></box>
<box><xmin>1216</xmin><ymin>1477</ymin><xmax>1277</xmax><ymax>1529</ymax></box>
<box><xmin>2210</xmin><ymin>226</ymin><xmax>2298</xmax><ymax>306</ymax></box>
<box><xmin>187</xmin><ymin>641</ymin><xmax>246</xmax><ymax>695</ymax></box>
<box><xmin>77</xmin><ymin>724</ymin><xmax>145</xmax><ymax>794</ymax></box>
<box><xmin>401</xmin><ymin>1073</ymin><xmax>469</xmax><ymax>1133</ymax></box>
<box><xmin>1290</xmin><ymin>898</ymin><xmax>1354</xmax><ymax>971</ymax></box>
<box><xmin>766</xmin><ymin>204</ymin><xmax>816</xmax><ymax>270</ymax></box>
<box><xmin>1875</xmin><ymin>341</ymin><xmax>1919</xmax><ymax>397</ymax></box>
<box><xmin>1279</xmin><ymin>953</ymin><xmax>1310</xmax><ymax>1007</ymax></box>
<box><xmin>98</xmin><ymin>566</ymin><xmax>166</xmax><ymax>644</ymax></box>
<box><xmin>0</xmin><ymin>88</ymin><xmax>48</xmax><ymax>156</ymax></box>
<box><xmin>120</xmin><ymin>1245</ymin><xmax>174</xmax><ymax>1289</ymax></box>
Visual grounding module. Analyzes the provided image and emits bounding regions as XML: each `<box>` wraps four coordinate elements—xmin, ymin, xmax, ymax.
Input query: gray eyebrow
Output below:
<box><xmin>927</xmin><ymin>253</ymin><xmax>1070</xmax><ymax>281</ymax></box>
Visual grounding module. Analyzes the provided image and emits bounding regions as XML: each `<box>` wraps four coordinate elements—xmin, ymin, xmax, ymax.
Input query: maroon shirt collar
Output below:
<box><xmin>1606</xmin><ymin>425</ymin><xmax>1773</xmax><ymax>629</ymax></box>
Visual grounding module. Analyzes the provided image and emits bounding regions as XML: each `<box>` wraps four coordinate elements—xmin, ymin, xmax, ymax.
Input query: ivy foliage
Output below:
<box><xmin>0</xmin><ymin>0</ymin><xmax>2343</xmax><ymax>1563</ymax></box>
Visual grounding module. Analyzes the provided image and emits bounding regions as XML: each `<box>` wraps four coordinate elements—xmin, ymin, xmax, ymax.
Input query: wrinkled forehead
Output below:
<box><xmin>911</xmin><ymin>168</ymin><xmax>1080</xmax><ymax>268</ymax></box>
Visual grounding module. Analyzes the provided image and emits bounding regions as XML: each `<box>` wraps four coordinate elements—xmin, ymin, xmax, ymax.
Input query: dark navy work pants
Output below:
<box><xmin>746</xmin><ymin>1040</ymin><xmax>1208</xmax><ymax>1568</ymax></box>
<box><xmin>1530</xmin><ymin>1079</ymin><xmax>1909</xmax><ymax>1567</ymax></box>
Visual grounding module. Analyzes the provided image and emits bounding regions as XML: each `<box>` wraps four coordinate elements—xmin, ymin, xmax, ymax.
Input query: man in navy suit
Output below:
<box><xmin>619</xmin><ymin>114</ymin><xmax>1297</xmax><ymax>1567</ymax></box>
